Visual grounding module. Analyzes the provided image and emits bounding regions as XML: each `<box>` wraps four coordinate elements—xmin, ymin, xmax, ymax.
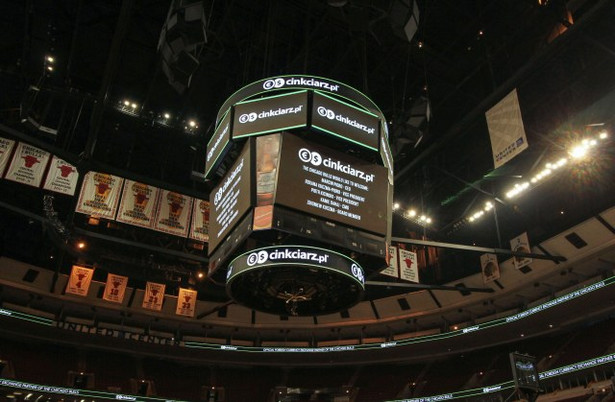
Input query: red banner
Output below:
<box><xmin>399</xmin><ymin>249</ymin><xmax>419</xmax><ymax>283</ymax></box>
<box><xmin>175</xmin><ymin>288</ymin><xmax>198</xmax><ymax>317</ymax></box>
<box><xmin>43</xmin><ymin>156</ymin><xmax>79</xmax><ymax>195</ymax></box>
<box><xmin>65</xmin><ymin>265</ymin><xmax>94</xmax><ymax>297</ymax></box>
<box><xmin>102</xmin><ymin>273</ymin><xmax>129</xmax><ymax>303</ymax></box>
<box><xmin>75</xmin><ymin>171</ymin><xmax>124</xmax><ymax>219</ymax></box>
<box><xmin>5</xmin><ymin>142</ymin><xmax>51</xmax><ymax>187</ymax></box>
<box><xmin>142</xmin><ymin>282</ymin><xmax>166</xmax><ymax>311</ymax></box>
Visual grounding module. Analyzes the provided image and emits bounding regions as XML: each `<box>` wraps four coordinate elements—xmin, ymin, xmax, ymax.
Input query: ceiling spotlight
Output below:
<box><xmin>425</xmin><ymin>217</ymin><xmax>432</xmax><ymax>224</ymax></box>
<box><xmin>123</xmin><ymin>100</ymin><xmax>130</xmax><ymax>106</ymax></box>
<box><xmin>599</xmin><ymin>131</ymin><xmax>608</xmax><ymax>139</ymax></box>
<box><xmin>77</xmin><ymin>241</ymin><xmax>86</xmax><ymax>249</ymax></box>
<box><xmin>407</xmin><ymin>209</ymin><xmax>417</xmax><ymax>218</ymax></box>
<box><xmin>46</xmin><ymin>56</ymin><xmax>55</xmax><ymax>63</ymax></box>
<box><xmin>393</xmin><ymin>202</ymin><xmax>400</xmax><ymax>210</ymax></box>
<box><xmin>417</xmin><ymin>41</ymin><xmax>423</xmax><ymax>48</ymax></box>
<box><xmin>46</xmin><ymin>66</ymin><xmax>53</xmax><ymax>71</ymax></box>
<box><xmin>131</xmin><ymin>103</ymin><xmax>137</xmax><ymax>109</ymax></box>
<box><xmin>569</xmin><ymin>143</ymin><xmax>589</xmax><ymax>159</ymax></box>
<box><xmin>163</xmin><ymin>113</ymin><xmax>171</xmax><ymax>120</ymax></box>
<box><xmin>188</xmin><ymin>120</ymin><xmax>197</xmax><ymax>128</ymax></box>
<box><xmin>197</xmin><ymin>272</ymin><xmax>204</xmax><ymax>279</ymax></box>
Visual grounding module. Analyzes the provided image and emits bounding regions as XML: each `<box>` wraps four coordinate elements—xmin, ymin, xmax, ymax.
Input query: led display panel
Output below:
<box><xmin>205</xmin><ymin>110</ymin><xmax>232</xmax><ymax>178</ymax></box>
<box><xmin>232</xmin><ymin>90</ymin><xmax>308</xmax><ymax>139</ymax></box>
<box><xmin>275</xmin><ymin>133</ymin><xmax>388</xmax><ymax>235</ymax></box>
<box><xmin>311</xmin><ymin>91</ymin><xmax>380</xmax><ymax>151</ymax></box>
<box><xmin>208</xmin><ymin>141</ymin><xmax>252</xmax><ymax>254</ymax></box>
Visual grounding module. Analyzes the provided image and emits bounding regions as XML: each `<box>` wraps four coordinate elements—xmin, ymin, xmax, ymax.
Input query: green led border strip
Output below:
<box><xmin>1</xmin><ymin>276</ymin><xmax>613</xmax><ymax>353</ymax></box>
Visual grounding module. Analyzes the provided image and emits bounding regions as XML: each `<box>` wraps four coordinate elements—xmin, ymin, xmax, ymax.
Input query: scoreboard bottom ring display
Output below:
<box><xmin>226</xmin><ymin>245</ymin><xmax>365</xmax><ymax>316</ymax></box>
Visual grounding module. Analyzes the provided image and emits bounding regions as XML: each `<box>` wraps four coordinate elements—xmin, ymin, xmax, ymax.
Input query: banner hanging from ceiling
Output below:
<box><xmin>142</xmin><ymin>282</ymin><xmax>166</xmax><ymax>311</ymax></box>
<box><xmin>480</xmin><ymin>253</ymin><xmax>500</xmax><ymax>283</ymax></box>
<box><xmin>189</xmin><ymin>198</ymin><xmax>210</xmax><ymax>242</ymax></box>
<box><xmin>380</xmin><ymin>245</ymin><xmax>399</xmax><ymax>278</ymax></box>
<box><xmin>154</xmin><ymin>190</ymin><xmax>193</xmax><ymax>237</ymax></box>
<box><xmin>65</xmin><ymin>265</ymin><xmax>95</xmax><ymax>297</ymax></box>
<box><xmin>42</xmin><ymin>156</ymin><xmax>79</xmax><ymax>195</ymax></box>
<box><xmin>399</xmin><ymin>248</ymin><xmax>419</xmax><ymax>283</ymax></box>
<box><xmin>486</xmin><ymin>88</ymin><xmax>529</xmax><ymax>169</ymax></box>
<box><xmin>175</xmin><ymin>288</ymin><xmax>198</xmax><ymax>317</ymax></box>
<box><xmin>116</xmin><ymin>180</ymin><xmax>160</xmax><ymax>229</ymax></box>
<box><xmin>0</xmin><ymin>137</ymin><xmax>16</xmax><ymax>177</ymax></box>
<box><xmin>5</xmin><ymin>142</ymin><xmax>51</xmax><ymax>187</ymax></box>
<box><xmin>102</xmin><ymin>273</ymin><xmax>129</xmax><ymax>303</ymax></box>
<box><xmin>511</xmin><ymin>232</ymin><xmax>532</xmax><ymax>270</ymax></box>
<box><xmin>75</xmin><ymin>171</ymin><xmax>124</xmax><ymax>219</ymax></box>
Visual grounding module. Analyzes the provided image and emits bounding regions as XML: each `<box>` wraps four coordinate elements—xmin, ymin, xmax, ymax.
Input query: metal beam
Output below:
<box><xmin>365</xmin><ymin>281</ymin><xmax>495</xmax><ymax>294</ymax></box>
<box><xmin>391</xmin><ymin>236</ymin><xmax>566</xmax><ymax>262</ymax></box>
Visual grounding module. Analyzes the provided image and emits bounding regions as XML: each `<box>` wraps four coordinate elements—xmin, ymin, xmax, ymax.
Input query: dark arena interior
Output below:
<box><xmin>1</xmin><ymin>0</ymin><xmax>615</xmax><ymax>401</ymax></box>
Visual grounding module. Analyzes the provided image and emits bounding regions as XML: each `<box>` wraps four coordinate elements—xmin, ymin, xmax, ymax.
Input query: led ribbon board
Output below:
<box><xmin>311</xmin><ymin>91</ymin><xmax>380</xmax><ymax>151</ymax></box>
<box><xmin>232</xmin><ymin>90</ymin><xmax>308</xmax><ymax>139</ymax></box>
<box><xmin>226</xmin><ymin>245</ymin><xmax>365</xmax><ymax>316</ymax></box>
<box><xmin>275</xmin><ymin>133</ymin><xmax>388</xmax><ymax>235</ymax></box>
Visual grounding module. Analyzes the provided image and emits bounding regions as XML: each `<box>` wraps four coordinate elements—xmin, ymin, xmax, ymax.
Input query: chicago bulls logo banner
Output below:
<box><xmin>142</xmin><ymin>282</ymin><xmax>166</xmax><ymax>311</ymax></box>
<box><xmin>5</xmin><ymin>142</ymin><xmax>51</xmax><ymax>187</ymax></box>
<box><xmin>175</xmin><ymin>288</ymin><xmax>197</xmax><ymax>317</ymax></box>
<box><xmin>43</xmin><ymin>156</ymin><xmax>79</xmax><ymax>195</ymax></box>
<box><xmin>399</xmin><ymin>248</ymin><xmax>419</xmax><ymax>283</ymax></box>
<box><xmin>153</xmin><ymin>189</ymin><xmax>193</xmax><ymax>237</ymax></box>
<box><xmin>116</xmin><ymin>180</ymin><xmax>160</xmax><ymax>229</ymax></box>
<box><xmin>0</xmin><ymin>137</ymin><xmax>16</xmax><ymax>177</ymax></box>
<box><xmin>65</xmin><ymin>265</ymin><xmax>94</xmax><ymax>296</ymax></box>
<box><xmin>102</xmin><ymin>273</ymin><xmax>128</xmax><ymax>303</ymax></box>
<box><xmin>75</xmin><ymin>171</ymin><xmax>124</xmax><ymax>219</ymax></box>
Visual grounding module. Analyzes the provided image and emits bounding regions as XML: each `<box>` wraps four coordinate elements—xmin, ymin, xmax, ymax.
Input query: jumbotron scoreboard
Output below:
<box><xmin>205</xmin><ymin>75</ymin><xmax>393</xmax><ymax>316</ymax></box>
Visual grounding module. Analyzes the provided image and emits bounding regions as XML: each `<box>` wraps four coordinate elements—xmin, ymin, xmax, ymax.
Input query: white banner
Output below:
<box><xmin>399</xmin><ymin>248</ymin><xmax>419</xmax><ymax>283</ymax></box>
<box><xmin>486</xmin><ymin>89</ymin><xmax>529</xmax><ymax>168</ymax></box>
<box><xmin>480</xmin><ymin>253</ymin><xmax>500</xmax><ymax>284</ymax></box>
<box><xmin>102</xmin><ymin>273</ymin><xmax>128</xmax><ymax>303</ymax></box>
<box><xmin>511</xmin><ymin>232</ymin><xmax>532</xmax><ymax>270</ymax></box>
<box><xmin>5</xmin><ymin>142</ymin><xmax>51</xmax><ymax>187</ymax></box>
<box><xmin>75</xmin><ymin>172</ymin><xmax>124</xmax><ymax>219</ymax></box>
<box><xmin>43</xmin><ymin>156</ymin><xmax>79</xmax><ymax>195</ymax></box>
<box><xmin>116</xmin><ymin>180</ymin><xmax>160</xmax><ymax>229</ymax></box>
<box><xmin>0</xmin><ymin>137</ymin><xmax>16</xmax><ymax>177</ymax></box>
<box><xmin>142</xmin><ymin>282</ymin><xmax>166</xmax><ymax>311</ymax></box>
<box><xmin>175</xmin><ymin>288</ymin><xmax>198</xmax><ymax>317</ymax></box>
<box><xmin>380</xmin><ymin>246</ymin><xmax>399</xmax><ymax>278</ymax></box>
<box><xmin>189</xmin><ymin>199</ymin><xmax>210</xmax><ymax>242</ymax></box>
<box><xmin>65</xmin><ymin>265</ymin><xmax>94</xmax><ymax>297</ymax></box>
<box><xmin>154</xmin><ymin>190</ymin><xmax>193</xmax><ymax>237</ymax></box>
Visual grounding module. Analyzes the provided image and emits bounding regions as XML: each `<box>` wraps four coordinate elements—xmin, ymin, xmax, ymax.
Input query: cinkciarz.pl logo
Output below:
<box><xmin>298</xmin><ymin>148</ymin><xmax>322</xmax><ymax>166</ymax></box>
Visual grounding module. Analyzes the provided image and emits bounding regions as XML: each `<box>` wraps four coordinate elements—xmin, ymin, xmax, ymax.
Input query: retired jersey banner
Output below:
<box><xmin>43</xmin><ymin>156</ymin><xmax>79</xmax><ymax>195</ymax></box>
<box><xmin>486</xmin><ymin>88</ymin><xmax>529</xmax><ymax>168</ymax></box>
<box><xmin>5</xmin><ymin>142</ymin><xmax>51</xmax><ymax>187</ymax></box>
<box><xmin>0</xmin><ymin>137</ymin><xmax>16</xmax><ymax>177</ymax></box>
<box><xmin>381</xmin><ymin>246</ymin><xmax>399</xmax><ymax>278</ymax></box>
<box><xmin>480</xmin><ymin>253</ymin><xmax>500</xmax><ymax>284</ymax></box>
<box><xmin>102</xmin><ymin>273</ymin><xmax>128</xmax><ymax>303</ymax></box>
<box><xmin>511</xmin><ymin>232</ymin><xmax>532</xmax><ymax>270</ymax></box>
<box><xmin>154</xmin><ymin>190</ymin><xmax>193</xmax><ymax>237</ymax></box>
<box><xmin>65</xmin><ymin>265</ymin><xmax>94</xmax><ymax>297</ymax></box>
<box><xmin>399</xmin><ymin>248</ymin><xmax>419</xmax><ymax>283</ymax></box>
<box><xmin>142</xmin><ymin>282</ymin><xmax>165</xmax><ymax>311</ymax></box>
<box><xmin>75</xmin><ymin>171</ymin><xmax>124</xmax><ymax>219</ymax></box>
<box><xmin>116</xmin><ymin>180</ymin><xmax>160</xmax><ymax>229</ymax></box>
<box><xmin>189</xmin><ymin>199</ymin><xmax>210</xmax><ymax>242</ymax></box>
<box><xmin>175</xmin><ymin>287</ymin><xmax>198</xmax><ymax>317</ymax></box>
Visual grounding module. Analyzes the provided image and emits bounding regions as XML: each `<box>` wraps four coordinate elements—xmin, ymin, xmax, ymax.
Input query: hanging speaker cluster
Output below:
<box><xmin>158</xmin><ymin>1</ymin><xmax>207</xmax><ymax>93</ymax></box>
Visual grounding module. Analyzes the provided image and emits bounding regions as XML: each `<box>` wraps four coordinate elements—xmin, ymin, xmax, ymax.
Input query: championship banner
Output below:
<box><xmin>5</xmin><ymin>142</ymin><xmax>51</xmax><ymax>187</ymax></box>
<box><xmin>142</xmin><ymin>282</ymin><xmax>166</xmax><ymax>311</ymax></box>
<box><xmin>0</xmin><ymin>137</ymin><xmax>16</xmax><ymax>177</ymax></box>
<box><xmin>116</xmin><ymin>180</ymin><xmax>160</xmax><ymax>229</ymax></box>
<box><xmin>65</xmin><ymin>265</ymin><xmax>94</xmax><ymax>297</ymax></box>
<box><xmin>154</xmin><ymin>190</ymin><xmax>193</xmax><ymax>237</ymax></box>
<box><xmin>75</xmin><ymin>171</ymin><xmax>124</xmax><ymax>219</ymax></box>
<box><xmin>480</xmin><ymin>253</ymin><xmax>500</xmax><ymax>284</ymax></box>
<box><xmin>486</xmin><ymin>88</ymin><xmax>529</xmax><ymax>169</ymax></box>
<box><xmin>511</xmin><ymin>232</ymin><xmax>532</xmax><ymax>270</ymax></box>
<box><xmin>102</xmin><ymin>273</ymin><xmax>128</xmax><ymax>303</ymax></box>
<box><xmin>399</xmin><ymin>248</ymin><xmax>419</xmax><ymax>283</ymax></box>
<box><xmin>42</xmin><ymin>156</ymin><xmax>79</xmax><ymax>195</ymax></box>
<box><xmin>380</xmin><ymin>245</ymin><xmax>399</xmax><ymax>278</ymax></box>
<box><xmin>189</xmin><ymin>199</ymin><xmax>210</xmax><ymax>242</ymax></box>
<box><xmin>175</xmin><ymin>287</ymin><xmax>198</xmax><ymax>317</ymax></box>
